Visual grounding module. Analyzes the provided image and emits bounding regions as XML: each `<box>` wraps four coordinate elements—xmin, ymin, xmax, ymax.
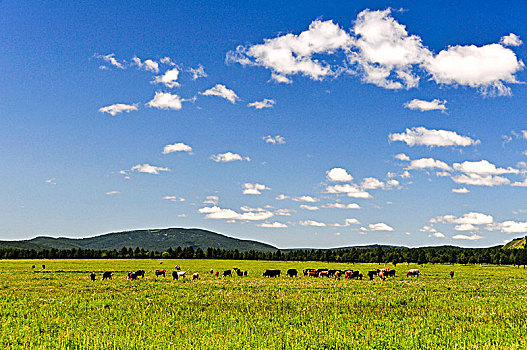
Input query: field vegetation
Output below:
<box><xmin>1</xmin><ymin>259</ymin><xmax>526</xmax><ymax>349</ymax></box>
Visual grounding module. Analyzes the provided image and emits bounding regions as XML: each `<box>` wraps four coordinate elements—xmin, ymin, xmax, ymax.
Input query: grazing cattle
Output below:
<box><xmin>328</xmin><ymin>269</ymin><xmax>337</xmax><ymax>277</ymax></box>
<box><xmin>379</xmin><ymin>270</ymin><xmax>386</xmax><ymax>281</ymax></box>
<box><xmin>335</xmin><ymin>271</ymin><xmax>341</xmax><ymax>280</ymax></box>
<box><xmin>101</xmin><ymin>272</ymin><xmax>112</xmax><ymax>280</ymax></box>
<box><xmin>367</xmin><ymin>271</ymin><xmax>377</xmax><ymax>281</ymax></box>
<box><xmin>407</xmin><ymin>269</ymin><xmax>420</xmax><ymax>278</ymax></box>
<box><xmin>286</xmin><ymin>269</ymin><xmax>298</xmax><ymax>277</ymax></box>
<box><xmin>210</xmin><ymin>268</ymin><xmax>214</xmax><ymax>274</ymax></box>
<box><xmin>235</xmin><ymin>269</ymin><xmax>244</xmax><ymax>277</ymax></box>
<box><xmin>128</xmin><ymin>272</ymin><xmax>138</xmax><ymax>280</ymax></box>
<box><xmin>263</xmin><ymin>269</ymin><xmax>281</xmax><ymax>277</ymax></box>
<box><xmin>344</xmin><ymin>270</ymin><xmax>353</xmax><ymax>279</ymax></box>
<box><xmin>172</xmin><ymin>271</ymin><xmax>179</xmax><ymax>280</ymax></box>
<box><xmin>215</xmin><ymin>271</ymin><xmax>219</xmax><ymax>277</ymax></box>
<box><xmin>308</xmin><ymin>271</ymin><xmax>319</xmax><ymax>277</ymax></box>
<box><xmin>42</xmin><ymin>265</ymin><xmax>45</xmax><ymax>270</ymax></box>
<box><xmin>319</xmin><ymin>271</ymin><xmax>329</xmax><ymax>278</ymax></box>
<box><xmin>222</xmin><ymin>270</ymin><xmax>232</xmax><ymax>278</ymax></box>
<box><xmin>244</xmin><ymin>271</ymin><xmax>248</xmax><ymax>276</ymax></box>
<box><xmin>303</xmin><ymin>269</ymin><xmax>316</xmax><ymax>276</ymax></box>
<box><xmin>232</xmin><ymin>267</ymin><xmax>238</xmax><ymax>271</ymax></box>
<box><xmin>177</xmin><ymin>271</ymin><xmax>186</xmax><ymax>279</ymax></box>
<box><xmin>449</xmin><ymin>270</ymin><xmax>455</xmax><ymax>278</ymax></box>
<box><xmin>32</xmin><ymin>265</ymin><xmax>35</xmax><ymax>269</ymax></box>
<box><xmin>135</xmin><ymin>270</ymin><xmax>145</xmax><ymax>278</ymax></box>
<box><xmin>175</xmin><ymin>265</ymin><xmax>180</xmax><ymax>271</ymax></box>
<box><xmin>192</xmin><ymin>273</ymin><xmax>199</xmax><ymax>281</ymax></box>
<box><xmin>90</xmin><ymin>272</ymin><xmax>96</xmax><ymax>281</ymax></box>
<box><xmin>386</xmin><ymin>270</ymin><xmax>396</xmax><ymax>277</ymax></box>
<box><xmin>344</xmin><ymin>270</ymin><xmax>362</xmax><ymax>280</ymax></box>
<box><xmin>155</xmin><ymin>269</ymin><xmax>166</xmax><ymax>277</ymax></box>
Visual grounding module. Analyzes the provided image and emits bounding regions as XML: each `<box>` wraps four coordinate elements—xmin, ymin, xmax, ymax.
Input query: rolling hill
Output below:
<box><xmin>502</xmin><ymin>236</ymin><xmax>527</xmax><ymax>249</ymax></box>
<box><xmin>0</xmin><ymin>228</ymin><xmax>278</xmax><ymax>252</ymax></box>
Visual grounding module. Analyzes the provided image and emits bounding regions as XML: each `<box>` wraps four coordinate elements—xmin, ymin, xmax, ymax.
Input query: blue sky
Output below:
<box><xmin>1</xmin><ymin>1</ymin><xmax>527</xmax><ymax>248</ymax></box>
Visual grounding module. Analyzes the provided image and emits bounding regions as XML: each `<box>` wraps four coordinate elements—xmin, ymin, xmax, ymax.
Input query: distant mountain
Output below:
<box><xmin>502</xmin><ymin>236</ymin><xmax>527</xmax><ymax>249</ymax></box>
<box><xmin>0</xmin><ymin>228</ymin><xmax>278</xmax><ymax>252</ymax></box>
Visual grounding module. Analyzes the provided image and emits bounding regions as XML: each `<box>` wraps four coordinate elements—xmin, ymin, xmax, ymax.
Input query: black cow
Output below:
<box><xmin>386</xmin><ymin>270</ymin><xmax>396</xmax><ymax>277</ymax></box>
<box><xmin>101</xmin><ymin>272</ymin><xmax>112</xmax><ymax>280</ymax></box>
<box><xmin>135</xmin><ymin>270</ymin><xmax>145</xmax><ymax>278</ymax></box>
<box><xmin>172</xmin><ymin>271</ymin><xmax>179</xmax><ymax>280</ymax></box>
<box><xmin>367</xmin><ymin>270</ymin><xmax>377</xmax><ymax>281</ymax></box>
<box><xmin>42</xmin><ymin>265</ymin><xmax>46</xmax><ymax>270</ymax></box>
<box><xmin>175</xmin><ymin>265</ymin><xmax>181</xmax><ymax>271</ymax></box>
<box><xmin>328</xmin><ymin>269</ymin><xmax>337</xmax><ymax>277</ymax></box>
<box><xmin>222</xmin><ymin>270</ymin><xmax>232</xmax><ymax>277</ymax></box>
<box><xmin>128</xmin><ymin>272</ymin><xmax>138</xmax><ymax>280</ymax></box>
<box><xmin>244</xmin><ymin>271</ymin><xmax>248</xmax><ymax>276</ymax></box>
<box><xmin>32</xmin><ymin>265</ymin><xmax>35</xmax><ymax>269</ymax></box>
<box><xmin>90</xmin><ymin>272</ymin><xmax>96</xmax><ymax>281</ymax></box>
<box><xmin>263</xmin><ymin>269</ymin><xmax>281</xmax><ymax>277</ymax></box>
<box><xmin>235</xmin><ymin>269</ymin><xmax>244</xmax><ymax>277</ymax></box>
<box><xmin>286</xmin><ymin>269</ymin><xmax>298</xmax><ymax>277</ymax></box>
<box><xmin>155</xmin><ymin>269</ymin><xmax>166</xmax><ymax>277</ymax></box>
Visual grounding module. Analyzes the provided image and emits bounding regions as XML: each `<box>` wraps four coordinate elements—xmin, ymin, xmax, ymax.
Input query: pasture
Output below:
<box><xmin>0</xmin><ymin>260</ymin><xmax>526</xmax><ymax>349</ymax></box>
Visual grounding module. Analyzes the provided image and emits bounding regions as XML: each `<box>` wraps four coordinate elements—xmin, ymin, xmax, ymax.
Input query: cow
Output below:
<box><xmin>177</xmin><ymin>271</ymin><xmax>186</xmax><ymax>279</ymax></box>
<box><xmin>407</xmin><ymin>269</ymin><xmax>420</xmax><ymax>278</ymax></box>
<box><xmin>303</xmin><ymin>269</ymin><xmax>316</xmax><ymax>276</ymax></box>
<box><xmin>172</xmin><ymin>271</ymin><xmax>179</xmax><ymax>280</ymax></box>
<box><xmin>42</xmin><ymin>265</ymin><xmax>46</xmax><ymax>270</ymax></box>
<box><xmin>263</xmin><ymin>269</ymin><xmax>281</xmax><ymax>277</ymax></box>
<box><xmin>210</xmin><ymin>268</ymin><xmax>214</xmax><ymax>274</ymax></box>
<box><xmin>328</xmin><ymin>269</ymin><xmax>337</xmax><ymax>277</ymax></box>
<box><xmin>286</xmin><ymin>269</ymin><xmax>298</xmax><ymax>277</ymax></box>
<box><xmin>308</xmin><ymin>271</ymin><xmax>319</xmax><ymax>277</ymax></box>
<box><xmin>192</xmin><ymin>273</ymin><xmax>199</xmax><ymax>281</ymax></box>
<box><xmin>244</xmin><ymin>271</ymin><xmax>248</xmax><ymax>276</ymax></box>
<box><xmin>449</xmin><ymin>270</ymin><xmax>455</xmax><ymax>278</ymax></box>
<box><xmin>90</xmin><ymin>272</ymin><xmax>96</xmax><ymax>281</ymax></box>
<box><xmin>155</xmin><ymin>269</ymin><xmax>166</xmax><ymax>277</ymax></box>
<box><xmin>344</xmin><ymin>270</ymin><xmax>362</xmax><ymax>280</ymax></box>
<box><xmin>32</xmin><ymin>265</ymin><xmax>35</xmax><ymax>269</ymax></box>
<box><xmin>128</xmin><ymin>272</ymin><xmax>138</xmax><ymax>280</ymax></box>
<box><xmin>386</xmin><ymin>270</ymin><xmax>396</xmax><ymax>277</ymax></box>
<box><xmin>215</xmin><ymin>271</ymin><xmax>219</xmax><ymax>277</ymax></box>
<box><xmin>135</xmin><ymin>270</ymin><xmax>145</xmax><ymax>278</ymax></box>
<box><xmin>222</xmin><ymin>270</ymin><xmax>232</xmax><ymax>278</ymax></box>
<box><xmin>175</xmin><ymin>265</ymin><xmax>180</xmax><ymax>271</ymax></box>
<box><xmin>379</xmin><ymin>270</ymin><xmax>386</xmax><ymax>281</ymax></box>
<box><xmin>335</xmin><ymin>271</ymin><xmax>342</xmax><ymax>280</ymax></box>
<box><xmin>367</xmin><ymin>271</ymin><xmax>377</xmax><ymax>281</ymax></box>
<box><xmin>319</xmin><ymin>271</ymin><xmax>329</xmax><ymax>278</ymax></box>
<box><xmin>101</xmin><ymin>272</ymin><xmax>112</xmax><ymax>280</ymax></box>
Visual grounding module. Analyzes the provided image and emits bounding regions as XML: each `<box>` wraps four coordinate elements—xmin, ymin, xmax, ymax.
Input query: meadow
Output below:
<box><xmin>0</xmin><ymin>259</ymin><xmax>526</xmax><ymax>349</ymax></box>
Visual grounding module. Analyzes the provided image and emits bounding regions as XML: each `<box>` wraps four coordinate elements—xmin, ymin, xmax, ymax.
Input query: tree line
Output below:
<box><xmin>1</xmin><ymin>245</ymin><xmax>527</xmax><ymax>266</ymax></box>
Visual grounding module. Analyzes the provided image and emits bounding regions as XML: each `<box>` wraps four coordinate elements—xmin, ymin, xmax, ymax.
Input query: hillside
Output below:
<box><xmin>0</xmin><ymin>228</ymin><xmax>277</xmax><ymax>252</ymax></box>
<box><xmin>502</xmin><ymin>236</ymin><xmax>527</xmax><ymax>249</ymax></box>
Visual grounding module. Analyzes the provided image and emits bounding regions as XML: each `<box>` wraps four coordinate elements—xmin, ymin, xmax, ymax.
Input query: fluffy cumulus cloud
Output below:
<box><xmin>248</xmin><ymin>99</ymin><xmax>275</xmax><ymax>109</ymax></box>
<box><xmin>360</xmin><ymin>223</ymin><xmax>394</xmax><ymax>232</ymax></box>
<box><xmin>153</xmin><ymin>68</ymin><xmax>180</xmax><ymax>88</ymax></box>
<box><xmin>131</xmin><ymin>164</ymin><xmax>170</xmax><ymax>175</ymax></box>
<box><xmin>263</xmin><ymin>135</ymin><xmax>285</xmax><ymax>144</ymax></box>
<box><xmin>332</xmin><ymin>218</ymin><xmax>360</xmax><ymax>227</ymax></box>
<box><xmin>242</xmin><ymin>183</ymin><xmax>271</xmax><ymax>195</ymax></box>
<box><xmin>188</xmin><ymin>64</ymin><xmax>207</xmax><ymax>80</ymax></box>
<box><xmin>96</xmin><ymin>53</ymin><xmax>125</xmax><ymax>69</ymax></box>
<box><xmin>99</xmin><ymin>103</ymin><xmax>138</xmax><ymax>116</ymax></box>
<box><xmin>454</xmin><ymin>223</ymin><xmax>479</xmax><ymax>231</ymax></box>
<box><xmin>326</xmin><ymin>184</ymin><xmax>372</xmax><ymax>198</ymax></box>
<box><xmin>292</xmin><ymin>195</ymin><xmax>319</xmax><ymax>203</ymax></box>
<box><xmin>275</xmin><ymin>194</ymin><xmax>289</xmax><ymax>200</ymax></box>
<box><xmin>490</xmin><ymin>221</ymin><xmax>527</xmax><ymax>233</ymax></box>
<box><xmin>394</xmin><ymin>153</ymin><xmax>410</xmax><ymax>161</ymax></box>
<box><xmin>258</xmin><ymin>222</ymin><xmax>288</xmax><ymax>228</ymax></box>
<box><xmin>360</xmin><ymin>177</ymin><xmax>388</xmax><ymax>190</ymax></box>
<box><xmin>199</xmin><ymin>206</ymin><xmax>273</xmax><ymax>221</ymax></box>
<box><xmin>431</xmin><ymin>212</ymin><xmax>494</xmax><ymax>225</ymax></box>
<box><xmin>300</xmin><ymin>205</ymin><xmax>319</xmax><ymax>211</ymax></box>
<box><xmin>389</xmin><ymin>127</ymin><xmax>479</xmax><ymax>147</ymax></box>
<box><xmin>349</xmin><ymin>9</ymin><xmax>431</xmax><ymax>89</ymax></box>
<box><xmin>201</xmin><ymin>84</ymin><xmax>239</xmax><ymax>103</ymax></box>
<box><xmin>452</xmin><ymin>160</ymin><xmax>518</xmax><ymax>175</ymax></box>
<box><xmin>146</xmin><ymin>92</ymin><xmax>183</xmax><ymax>110</ymax></box>
<box><xmin>163</xmin><ymin>196</ymin><xmax>185</xmax><ymax>202</ymax></box>
<box><xmin>452</xmin><ymin>187</ymin><xmax>469</xmax><ymax>194</ymax></box>
<box><xmin>299</xmin><ymin>220</ymin><xmax>326</xmax><ymax>227</ymax></box>
<box><xmin>132</xmin><ymin>56</ymin><xmax>159</xmax><ymax>73</ymax></box>
<box><xmin>500</xmin><ymin>33</ymin><xmax>523</xmax><ymax>47</ymax></box>
<box><xmin>408</xmin><ymin>158</ymin><xmax>451</xmax><ymax>171</ymax></box>
<box><xmin>210</xmin><ymin>152</ymin><xmax>250</xmax><ymax>162</ymax></box>
<box><xmin>162</xmin><ymin>142</ymin><xmax>192</xmax><ymax>154</ymax></box>
<box><xmin>326</xmin><ymin>168</ymin><xmax>353</xmax><ymax>182</ymax></box>
<box><xmin>424</xmin><ymin>44</ymin><xmax>524</xmax><ymax>96</ymax></box>
<box><xmin>451</xmin><ymin>173</ymin><xmax>510</xmax><ymax>186</ymax></box>
<box><xmin>404</xmin><ymin>99</ymin><xmax>447</xmax><ymax>112</ymax></box>
<box><xmin>203</xmin><ymin>196</ymin><xmax>219</xmax><ymax>205</ymax></box>
<box><xmin>323</xmin><ymin>202</ymin><xmax>361</xmax><ymax>209</ymax></box>
<box><xmin>452</xmin><ymin>234</ymin><xmax>484</xmax><ymax>240</ymax></box>
<box><xmin>227</xmin><ymin>20</ymin><xmax>352</xmax><ymax>82</ymax></box>
<box><xmin>106</xmin><ymin>191</ymin><xmax>120</xmax><ymax>195</ymax></box>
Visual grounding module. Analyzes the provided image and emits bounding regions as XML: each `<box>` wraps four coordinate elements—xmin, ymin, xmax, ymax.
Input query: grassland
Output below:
<box><xmin>0</xmin><ymin>259</ymin><xmax>526</xmax><ymax>349</ymax></box>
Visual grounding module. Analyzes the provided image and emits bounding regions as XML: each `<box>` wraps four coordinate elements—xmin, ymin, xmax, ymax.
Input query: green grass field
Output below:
<box><xmin>0</xmin><ymin>259</ymin><xmax>526</xmax><ymax>349</ymax></box>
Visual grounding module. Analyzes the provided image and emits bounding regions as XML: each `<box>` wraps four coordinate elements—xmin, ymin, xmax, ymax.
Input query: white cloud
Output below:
<box><xmin>299</xmin><ymin>220</ymin><xmax>326</xmax><ymax>227</ymax></box>
<box><xmin>203</xmin><ymin>196</ymin><xmax>219</xmax><ymax>205</ymax></box>
<box><xmin>274</xmin><ymin>208</ymin><xmax>294</xmax><ymax>216</ymax></box>
<box><xmin>429</xmin><ymin>232</ymin><xmax>446</xmax><ymax>238</ymax></box>
<box><xmin>332</xmin><ymin>218</ymin><xmax>360</xmax><ymax>227</ymax></box>
<box><xmin>105</xmin><ymin>191</ymin><xmax>120</xmax><ymax>195</ymax></box>
<box><xmin>394</xmin><ymin>153</ymin><xmax>410</xmax><ymax>161</ymax></box>
<box><xmin>188</xmin><ymin>64</ymin><xmax>207</xmax><ymax>80</ymax></box>
<box><xmin>248</xmin><ymin>99</ymin><xmax>275</xmax><ymax>109</ymax></box>
<box><xmin>454</xmin><ymin>223</ymin><xmax>478</xmax><ymax>231</ymax></box>
<box><xmin>240</xmin><ymin>206</ymin><xmax>267</xmax><ymax>212</ymax></box>
<box><xmin>453</xmin><ymin>160</ymin><xmax>518</xmax><ymax>176</ymax></box>
<box><xmin>360</xmin><ymin>223</ymin><xmax>394</xmax><ymax>232</ymax></box>
<box><xmin>326</xmin><ymin>168</ymin><xmax>353</xmax><ymax>182</ymax></box>
<box><xmin>146</xmin><ymin>92</ymin><xmax>183</xmax><ymax>110</ymax></box>
<box><xmin>227</xmin><ymin>20</ymin><xmax>352</xmax><ymax>82</ymax></box>
<box><xmin>263</xmin><ymin>135</ymin><xmax>285</xmax><ymax>144</ymax></box>
<box><xmin>360</xmin><ymin>177</ymin><xmax>385</xmax><ymax>190</ymax></box>
<box><xmin>275</xmin><ymin>194</ymin><xmax>289</xmax><ymax>200</ymax></box>
<box><xmin>271</xmin><ymin>73</ymin><xmax>292</xmax><ymax>84</ymax></box>
<box><xmin>326</xmin><ymin>184</ymin><xmax>372</xmax><ymax>198</ymax></box>
<box><xmin>292</xmin><ymin>195</ymin><xmax>319</xmax><ymax>203</ymax></box>
<box><xmin>132</xmin><ymin>56</ymin><xmax>159</xmax><ymax>73</ymax></box>
<box><xmin>131</xmin><ymin>164</ymin><xmax>170</xmax><ymax>175</ymax></box>
<box><xmin>323</xmin><ymin>203</ymin><xmax>361</xmax><ymax>209</ymax></box>
<box><xmin>404</xmin><ymin>99</ymin><xmax>447</xmax><ymax>112</ymax></box>
<box><xmin>349</xmin><ymin>9</ymin><xmax>431</xmax><ymax>89</ymax></box>
<box><xmin>425</xmin><ymin>44</ymin><xmax>524</xmax><ymax>96</ymax></box>
<box><xmin>160</xmin><ymin>57</ymin><xmax>176</xmax><ymax>66</ymax></box>
<box><xmin>162</xmin><ymin>142</ymin><xmax>192</xmax><ymax>154</ymax></box>
<box><xmin>300</xmin><ymin>205</ymin><xmax>319</xmax><ymax>211</ymax></box>
<box><xmin>163</xmin><ymin>196</ymin><xmax>185</xmax><ymax>202</ymax></box>
<box><xmin>258</xmin><ymin>222</ymin><xmax>288</xmax><ymax>228</ymax></box>
<box><xmin>490</xmin><ymin>220</ymin><xmax>527</xmax><ymax>233</ymax></box>
<box><xmin>431</xmin><ymin>212</ymin><xmax>493</xmax><ymax>225</ymax></box>
<box><xmin>511</xmin><ymin>179</ymin><xmax>527</xmax><ymax>187</ymax></box>
<box><xmin>451</xmin><ymin>173</ymin><xmax>510</xmax><ymax>186</ymax></box>
<box><xmin>45</xmin><ymin>178</ymin><xmax>56</xmax><ymax>185</ymax></box>
<box><xmin>99</xmin><ymin>103</ymin><xmax>138</xmax><ymax>116</ymax></box>
<box><xmin>452</xmin><ymin>234</ymin><xmax>484</xmax><ymax>241</ymax></box>
<box><xmin>201</xmin><ymin>84</ymin><xmax>239</xmax><ymax>104</ymax></box>
<box><xmin>389</xmin><ymin>127</ymin><xmax>479</xmax><ymax>147</ymax></box>
<box><xmin>500</xmin><ymin>34</ymin><xmax>523</xmax><ymax>47</ymax></box>
<box><xmin>210</xmin><ymin>152</ymin><xmax>250</xmax><ymax>162</ymax></box>
<box><xmin>242</xmin><ymin>183</ymin><xmax>271</xmax><ymax>195</ymax></box>
<box><xmin>153</xmin><ymin>68</ymin><xmax>180</xmax><ymax>88</ymax></box>
<box><xmin>96</xmin><ymin>53</ymin><xmax>125</xmax><ymax>69</ymax></box>
<box><xmin>452</xmin><ymin>187</ymin><xmax>469</xmax><ymax>194</ymax></box>
<box><xmin>408</xmin><ymin>158</ymin><xmax>451</xmax><ymax>171</ymax></box>
<box><xmin>199</xmin><ymin>206</ymin><xmax>273</xmax><ymax>221</ymax></box>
